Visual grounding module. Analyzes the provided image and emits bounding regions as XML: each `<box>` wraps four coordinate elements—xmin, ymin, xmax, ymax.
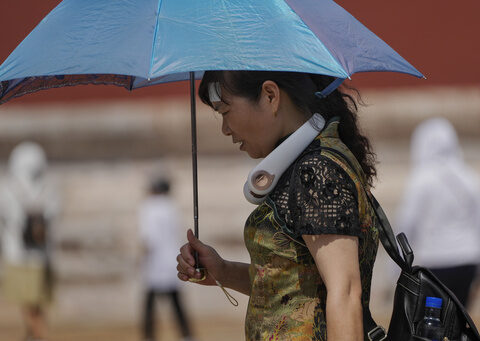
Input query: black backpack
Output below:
<box><xmin>319</xmin><ymin>147</ymin><xmax>480</xmax><ymax>341</ymax></box>
<box><xmin>364</xmin><ymin>193</ymin><xmax>480</xmax><ymax>341</ymax></box>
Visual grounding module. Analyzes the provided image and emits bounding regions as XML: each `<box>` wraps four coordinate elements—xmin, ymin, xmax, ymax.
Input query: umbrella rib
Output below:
<box><xmin>148</xmin><ymin>0</ymin><xmax>164</xmax><ymax>80</ymax></box>
<box><xmin>283</xmin><ymin>1</ymin><xmax>349</xmax><ymax>80</ymax></box>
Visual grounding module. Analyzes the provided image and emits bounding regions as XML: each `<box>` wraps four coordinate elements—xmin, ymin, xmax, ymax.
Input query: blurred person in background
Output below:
<box><xmin>0</xmin><ymin>141</ymin><xmax>60</xmax><ymax>341</ymax></box>
<box><xmin>139</xmin><ymin>177</ymin><xmax>195</xmax><ymax>341</ymax></box>
<box><xmin>397</xmin><ymin>118</ymin><xmax>480</xmax><ymax>307</ymax></box>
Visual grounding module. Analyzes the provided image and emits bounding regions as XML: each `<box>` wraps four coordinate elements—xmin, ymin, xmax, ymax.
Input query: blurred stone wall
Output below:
<box><xmin>0</xmin><ymin>86</ymin><xmax>478</xmax><ymax>160</ymax></box>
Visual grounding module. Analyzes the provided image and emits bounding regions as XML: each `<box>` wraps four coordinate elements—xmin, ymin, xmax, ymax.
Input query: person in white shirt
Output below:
<box><xmin>397</xmin><ymin>118</ymin><xmax>480</xmax><ymax>307</ymax></box>
<box><xmin>139</xmin><ymin>177</ymin><xmax>194</xmax><ymax>341</ymax></box>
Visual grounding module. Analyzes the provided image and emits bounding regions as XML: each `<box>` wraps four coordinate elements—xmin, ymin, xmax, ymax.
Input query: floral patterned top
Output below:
<box><xmin>244</xmin><ymin>118</ymin><xmax>379</xmax><ymax>341</ymax></box>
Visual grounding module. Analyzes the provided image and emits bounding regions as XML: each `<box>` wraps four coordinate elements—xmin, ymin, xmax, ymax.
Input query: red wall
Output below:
<box><xmin>1</xmin><ymin>0</ymin><xmax>479</xmax><ymax>104</ymax></box>
<box><xmin>343</xmin><ymin>0</ymin><xmax>480</xmax><ymax>89</ymax></box>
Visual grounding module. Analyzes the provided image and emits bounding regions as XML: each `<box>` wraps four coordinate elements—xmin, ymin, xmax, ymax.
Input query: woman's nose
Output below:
<box><xmin>221</xmin><ymin>117</ymin><xmax>231</xmax><ymax>136</ymax></box>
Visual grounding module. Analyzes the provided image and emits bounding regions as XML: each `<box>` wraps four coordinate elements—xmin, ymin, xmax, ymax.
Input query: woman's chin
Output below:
<box><xmin>246</xmin><ymin>150</ymin><xmax>266</xmax><ymax>159</ymax></box>
<box><xmin>242</xmin><ymin>144</ymin><xmax>269</xmax><ymax>159</ymax></box>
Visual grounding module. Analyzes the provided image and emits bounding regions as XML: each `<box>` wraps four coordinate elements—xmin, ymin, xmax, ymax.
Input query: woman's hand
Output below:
<box><xmin>177</xmin><ymin>229</ymin><xmax>226</xmax><ymax>286</ymax></box>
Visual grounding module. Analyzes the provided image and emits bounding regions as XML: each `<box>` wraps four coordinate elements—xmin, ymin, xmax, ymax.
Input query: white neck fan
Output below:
<box><xmin>243</xmin><ymin>113</ymin><xmax>325</xmax><ymax>205</ymax></box>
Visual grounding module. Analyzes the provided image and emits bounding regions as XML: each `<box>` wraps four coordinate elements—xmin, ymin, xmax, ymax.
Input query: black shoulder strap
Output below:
<box><xmin>312</xmin><ymin>146</ymin><xmax>408</xmax><ymax>270</ymax></box>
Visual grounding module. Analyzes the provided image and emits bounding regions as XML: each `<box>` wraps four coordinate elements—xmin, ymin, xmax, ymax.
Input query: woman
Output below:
<box><xmin>176</xmin><ymin>71</ymin><xmax>380</xmax><ymax>340</ymax></box>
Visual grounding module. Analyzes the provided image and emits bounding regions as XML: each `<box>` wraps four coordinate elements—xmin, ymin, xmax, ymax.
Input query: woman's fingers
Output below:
<box><xmin>176</xmin><ymin>253</ymin><xmax>195</xmax><ymax>277</ymax></box>
<box><xmin>177</xmin><ymin>272</ymin><xmax>189</xmax><ymax>282</ymax></box>
<box><xmin>186</xmin><ymin>229</ymin><xmax>207</xmax><ymax>253</ymax></box>
<box><xmin>177</xmin><ymin>229</ymin><xmax>222</xmax><ymax>286</ymax></box>
<box><xmin>179</xmin><ymin>242</ymin><xmax>195</xmax><ymax>267</ymax></box>
<box><xmin>176</xmin><ymin>252</ymin><xmax>203</xmax><ymax>282</ymax></box>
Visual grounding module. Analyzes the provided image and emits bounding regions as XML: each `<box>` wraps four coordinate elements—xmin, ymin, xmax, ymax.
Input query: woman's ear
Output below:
<box><xmin>261</xmin><ymin>80</ymin><xmax>280</xmax><ymax>115</ymax></box>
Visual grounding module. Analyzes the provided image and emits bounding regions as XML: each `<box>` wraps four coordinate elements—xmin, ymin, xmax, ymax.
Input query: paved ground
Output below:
<box><xmin>0</xmin><ymin>295</ymin><xmax>403</xmax><ymax>341</ymax></box>
<box><xmin>0</xmin><ymin>307</ymin><xmax>478</xmax><ymax>341</ymax></box>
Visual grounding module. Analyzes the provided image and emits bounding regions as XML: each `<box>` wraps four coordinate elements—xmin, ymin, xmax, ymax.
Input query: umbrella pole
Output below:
<box><xmin>189</xmin><ymin>72</ymin><xmax>200</xmax><ymax>269</ymax></box>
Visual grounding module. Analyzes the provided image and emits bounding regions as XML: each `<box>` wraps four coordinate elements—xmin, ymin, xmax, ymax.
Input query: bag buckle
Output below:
<box><xmin>367</xmin><ymin>325</ymin><xmax>387</xmax><ymax>341</ymax></box>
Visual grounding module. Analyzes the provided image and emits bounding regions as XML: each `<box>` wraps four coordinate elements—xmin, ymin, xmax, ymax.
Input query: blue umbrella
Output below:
<box><xmin>0</xmin><ymin>0</ymin><xmax>423</xmax><ymax>261</ymax></box>
<box><xmin>0</xmin><ymin>0</ymin><xmax>423</xmax><ymax>102</ymax></box>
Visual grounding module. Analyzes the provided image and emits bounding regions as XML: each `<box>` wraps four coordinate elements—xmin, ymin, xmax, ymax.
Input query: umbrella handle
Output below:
<box><xmin>194</xmin><ymin>251</ymin><xmax>200</xmax><ymax>270</ymax></box>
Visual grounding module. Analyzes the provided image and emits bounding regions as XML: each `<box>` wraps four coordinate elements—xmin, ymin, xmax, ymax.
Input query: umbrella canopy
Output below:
<box><xmin>0</xmin><ymin>0</ymin><xmax>424</xmax><ymax>266</ymax></box>
<box><xmin>0</xmin><ymin>0</ymin><xmax>423</xmax><ymax>104</ymax></box>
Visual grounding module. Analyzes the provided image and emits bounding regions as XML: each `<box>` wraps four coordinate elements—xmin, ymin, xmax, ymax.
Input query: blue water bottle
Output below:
<box><xmin>417</xmin><ymin>296</ymin><xmax>444</xmax><ymax>341</ymax></box>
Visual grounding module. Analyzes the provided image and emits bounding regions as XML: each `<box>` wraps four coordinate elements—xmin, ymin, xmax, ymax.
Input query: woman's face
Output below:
<box><xmin>212</xmin><ymin>85</ymin><xmax>282</xmax><ymax>159</ymax></box>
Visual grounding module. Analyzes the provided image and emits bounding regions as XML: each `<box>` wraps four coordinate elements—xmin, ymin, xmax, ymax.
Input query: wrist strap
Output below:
<box><xmin>207</xmin><ymin>270</ymin><xmax>239</xmax><ymax>307</ymax></box>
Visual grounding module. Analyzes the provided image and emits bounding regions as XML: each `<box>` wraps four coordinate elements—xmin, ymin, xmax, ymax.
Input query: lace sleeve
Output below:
<box><xmin>289</xmin><ymin>155</ymin><xmax>361</xmax><ymax>237</ymax></box>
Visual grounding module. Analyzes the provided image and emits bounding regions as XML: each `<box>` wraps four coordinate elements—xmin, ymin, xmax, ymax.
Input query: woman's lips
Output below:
<box><xmin>233</xmin><ymin>139</ymin><xmax>244</xmax><ymax>150</ymax></box>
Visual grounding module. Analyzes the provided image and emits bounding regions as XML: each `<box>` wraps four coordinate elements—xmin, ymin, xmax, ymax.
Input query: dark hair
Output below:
<box><xmin>150</xmin><ymin>178</ymin><xmax>170</xmax><ymax>195</ymax></box>
<box><xmin>198</xmin><ymin>71</ymin><xmax>376</xmax><ymax>185</ymax></box>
